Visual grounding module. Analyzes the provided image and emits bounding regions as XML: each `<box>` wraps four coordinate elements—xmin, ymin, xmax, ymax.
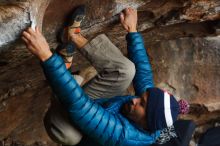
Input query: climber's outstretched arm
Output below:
<box><xmin>120</xmin><ymin>8</ymin><xmax>154</xmax><ymax>96</ymax></box>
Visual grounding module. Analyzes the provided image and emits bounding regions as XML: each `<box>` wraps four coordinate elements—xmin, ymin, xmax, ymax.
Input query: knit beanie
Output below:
<box><xmin>146</xmin><ymin>87</ymin><xmax>189</xmax><ymax>132</ymax></box>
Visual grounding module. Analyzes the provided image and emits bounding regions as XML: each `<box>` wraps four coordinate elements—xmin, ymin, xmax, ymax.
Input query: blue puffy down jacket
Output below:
<box><xmin>126</xmin><ymin>32</ymin><xmax>154</xmax><ymax>96</ymax></box>
<box><xmin>42</xmin><ymin>32</ymin><xmax>160</xmax><ymax>146</ymax></box>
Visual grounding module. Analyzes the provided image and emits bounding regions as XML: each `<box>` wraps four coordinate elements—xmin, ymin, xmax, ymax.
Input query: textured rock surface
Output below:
<box><xmin>0</xmin><ymin>0</ymin><xmax>50</xmax><ymax>50</ymax></box>
<box><xmin>0</xmin><ymin>0</ymin><xmax>220</xmax><ymax>145</ymax></box>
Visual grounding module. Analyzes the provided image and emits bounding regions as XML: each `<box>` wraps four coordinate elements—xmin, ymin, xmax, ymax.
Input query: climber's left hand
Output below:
<box><xmin>22</xmin><ymin>27</ymin><xmax>52</xmax><ymax>62</ymax></box>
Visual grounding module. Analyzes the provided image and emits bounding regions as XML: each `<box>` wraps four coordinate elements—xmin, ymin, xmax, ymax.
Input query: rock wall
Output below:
<box><xmin>0</xmin><ymin>0</ymin><xmax>220</xmax><ymax>145</ymax></box>
<box><xmin>0</xmin><ymin>0</ymin><xmax>50</xmax><ymax>50</ymax></box>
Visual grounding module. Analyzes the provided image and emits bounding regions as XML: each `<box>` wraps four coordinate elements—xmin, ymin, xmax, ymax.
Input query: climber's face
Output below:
<box><xmin>121</xmin><ymin>92</ymin><xmax>148</xmax><ymax>130</ymax></box>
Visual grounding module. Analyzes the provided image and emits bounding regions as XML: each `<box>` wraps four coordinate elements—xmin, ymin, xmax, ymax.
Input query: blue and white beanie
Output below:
<box><xmin>146</xmin><ymin>87</ymin><xmax>185</xmax><ymax>132</ymax></box>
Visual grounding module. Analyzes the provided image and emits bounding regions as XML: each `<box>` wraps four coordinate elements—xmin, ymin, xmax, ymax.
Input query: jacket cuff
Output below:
<box><xmin>41</xmin><ymin>53</ymin><xmax>63</xmax><ymax>69</ymax></box>
<box><xmin>126</xmin><ymin>32</ymin><xmax>140</xmax><ymax>42</ymax></box>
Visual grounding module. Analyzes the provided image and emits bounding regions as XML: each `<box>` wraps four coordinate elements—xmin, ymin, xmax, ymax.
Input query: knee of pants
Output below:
<box><xmin>119</xmin><ymin>59</ymin><xmax>136</xmax><ymax>87</ymax></box>
<box><xmin>43</xmin><ymin>110</ymin><xmax>83</xmax><ymax>146</ymax></box>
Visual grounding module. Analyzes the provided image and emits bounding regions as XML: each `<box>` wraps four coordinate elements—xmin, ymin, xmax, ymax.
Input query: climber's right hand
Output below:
<box><xmin>22</xmin><ymin>27</ymin><xmax>52</xmax><ymax>62</ymax></box>
<box><xmin>120</xmin><ymin>7</ymin><xmax>137</xmax><ymax>33</ymax></box>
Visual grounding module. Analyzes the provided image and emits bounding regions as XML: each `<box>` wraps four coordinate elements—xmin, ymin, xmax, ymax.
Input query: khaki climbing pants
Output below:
<box><xmin>44</xmin><ymin>34</ymin><xmax>136</xmax><ymax>145</ymax></box>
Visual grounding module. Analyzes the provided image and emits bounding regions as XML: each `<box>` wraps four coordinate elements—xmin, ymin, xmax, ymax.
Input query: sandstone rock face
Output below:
<box><xmin>0</xmin><ymin>0</ymin><xmax>220</xmax><ymax>145</ymax></box>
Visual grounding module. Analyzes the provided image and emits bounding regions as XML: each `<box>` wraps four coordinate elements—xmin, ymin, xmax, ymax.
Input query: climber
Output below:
<box><xmin>22</xmin><ymin>6</ymin><xmax>189</xmax><ymax>146</ymax></box>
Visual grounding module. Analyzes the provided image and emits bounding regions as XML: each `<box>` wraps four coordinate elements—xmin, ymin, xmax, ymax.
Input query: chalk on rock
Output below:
<box><xmin>31</xmin><ymin>20</ymin><xmax>36</xmax><ymax>31</ymax></box>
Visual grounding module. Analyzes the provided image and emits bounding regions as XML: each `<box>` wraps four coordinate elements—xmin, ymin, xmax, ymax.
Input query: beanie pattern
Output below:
<box><xmin>155</xmin><ymin>125</ymin><xmax>177</xmax><ymax>144</ymax></box>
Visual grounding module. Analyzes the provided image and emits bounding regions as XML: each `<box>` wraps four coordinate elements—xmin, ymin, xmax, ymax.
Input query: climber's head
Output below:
<box><xmin>121</xmin><ymin>87</ymin><xmax>189</xmax><ymax>132</ymax></box>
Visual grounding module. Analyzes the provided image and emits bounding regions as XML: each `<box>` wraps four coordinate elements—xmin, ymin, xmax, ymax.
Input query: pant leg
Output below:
<box><xmin>44</xmin><ymin>97</ymin><xmax>83</xmax><ymax>146</ymax></box>
<box><xmin>44</xmin><ymin>75</ymin><xmax>84</xmax><ymax>146</ymax></box>
<box><xmin>81</xmin><ymin>34</ymin><xmax>136</xmax><ymax>99</ymax></box>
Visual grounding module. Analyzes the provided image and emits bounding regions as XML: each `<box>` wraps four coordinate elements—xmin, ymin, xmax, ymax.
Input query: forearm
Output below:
<box><xmin>126</xmin><ymin>32</ymin><xmax>154</xmax><ymax>96</ymax></box>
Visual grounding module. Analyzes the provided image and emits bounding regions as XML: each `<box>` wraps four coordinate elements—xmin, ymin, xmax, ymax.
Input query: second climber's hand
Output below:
<box><xmin>22</xmin><ymin>27</ymin><xmax>52</xmax><ymax>62</ymax></box>
<box><xmin>120</xmin><ymin>7</ymin><xmax>137</xmax><ymax>33</ymax></box>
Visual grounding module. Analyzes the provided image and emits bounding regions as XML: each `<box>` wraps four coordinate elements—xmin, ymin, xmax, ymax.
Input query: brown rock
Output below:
<box><xmin>0</xmin><ymin>0</ymin><xmax>220</xmax><ymax>145</ymax></box>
